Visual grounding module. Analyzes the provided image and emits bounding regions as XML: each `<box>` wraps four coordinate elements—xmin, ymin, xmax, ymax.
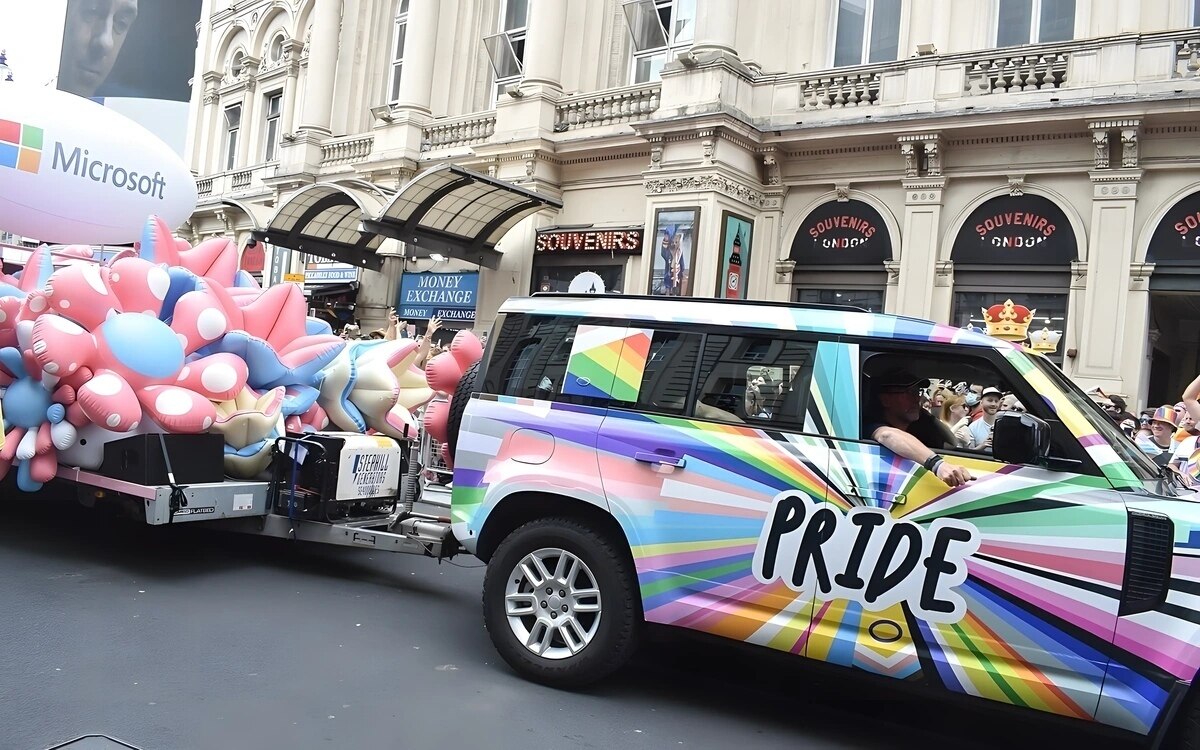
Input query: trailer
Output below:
<box><xmin>59</xmin><ymin>431</ymin><xmax>461</xmax><ymax>561</ymax></box>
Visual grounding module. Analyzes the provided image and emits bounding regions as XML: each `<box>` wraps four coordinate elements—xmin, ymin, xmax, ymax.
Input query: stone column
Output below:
<box><xmin>185</xmin><ymin>0</ymin><xmax>215</xmax><ymax>172</ymax></box>
<box><xmin>691</xmin><ymin>0</ymin><xmax>738</xmax><ymax>57</ymax></box>
<box><xmin>1074</xmin><ymin>171</ymin><xmax>1142</xmax><ymax>394</ymax></box>
<box><xmin>198</xmin><ymin>71</ymin><xmax>223</xmax><ymax>174</ymax></box>
<box><xmin>394</xmin><ymin>0</ymin><xmax>440</xmax><ymax>112</ymax></box>
<box><xmin>895</xmin><ymin>178</ymin><xmax>946</xmax><ymax>320</ymax></box>
<box><xmin>280</xmin><ymin>40</ymin><xmax>302</xmax><ymax>136</ymax></box>
<box><xmin>235</xmin><ymin>62</ymin><xmax>259</xmax><ymax>167</ymax></box>
<box><xmin>757</xmin><ymin>149</ymin><xmax>788</xmax><ymax>302</ymax></box>
<box><xmin>519</xmin><ymin>0</ymin><xmax>568</xmax><ymax>92</ymax></box>
<box><xmin>298</xmin><ymin>0</ymin><xmax>342</xmax><ymax>134</ymax></box>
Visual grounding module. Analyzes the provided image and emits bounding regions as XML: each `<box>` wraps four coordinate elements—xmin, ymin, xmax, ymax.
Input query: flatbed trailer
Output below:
<box><xmin>56</xmin><ymin>433</ymin><xmax>461</xmax><ymax>561</ymax></box>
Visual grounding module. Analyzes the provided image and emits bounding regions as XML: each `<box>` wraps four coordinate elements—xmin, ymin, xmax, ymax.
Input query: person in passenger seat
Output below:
<box><xmin>867</xmin><ymin>368</ymin><xmax>974</xmax><ymax>487</ymax></box>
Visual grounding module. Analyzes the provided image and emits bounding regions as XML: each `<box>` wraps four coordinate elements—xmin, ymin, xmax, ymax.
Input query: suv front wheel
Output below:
<box><xmin>482</xmin><ymin>517</ymin><xmax>641</xmax><ymax>688</ymax></box>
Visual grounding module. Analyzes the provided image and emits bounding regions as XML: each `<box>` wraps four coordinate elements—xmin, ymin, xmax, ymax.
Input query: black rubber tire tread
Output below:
<box><xmin>444</xmin><ymin>360</ymin><xmax>480</xmax><ymax>461</ymax></box>
<box><xmin>482</xmin><ymin>517</ymin><xmax>642</xmax><ymax>688</ymax></box>
<box><xmin>1177</xmin><ymin>693</ymin><xmax>1200</xmax><ymax>750</ymax></box>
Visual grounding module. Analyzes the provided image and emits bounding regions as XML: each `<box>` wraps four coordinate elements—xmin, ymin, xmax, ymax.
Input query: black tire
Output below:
<box><xmin>1175</xmin><ymin>692</ymin><xmax>1200</xmax><ymax>749</ymax></box>
<box><xmin>444</xmin><ymin>360</ymin><xmax>480</xmax><ymax>461</ymax></box>
<box><xmin>482</xmin><ymin>517</ymin><xmax>641</xmax><ymax>688</ymax></box>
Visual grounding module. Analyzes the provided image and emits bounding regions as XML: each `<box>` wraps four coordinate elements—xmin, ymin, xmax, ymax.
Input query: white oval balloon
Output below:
<box><xmin>0</xmin><ymin>84</ymin><xmax>197</xmax><ymax>245</ymax></box>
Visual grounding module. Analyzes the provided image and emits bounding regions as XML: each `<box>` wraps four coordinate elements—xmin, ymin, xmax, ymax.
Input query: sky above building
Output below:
<box><xmin>0</xmin><ymin>2</ymin><xmax>67</xmax><ymax>87</ymax></box>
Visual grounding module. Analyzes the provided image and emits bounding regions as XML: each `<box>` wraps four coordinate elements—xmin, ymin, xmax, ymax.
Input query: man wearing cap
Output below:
<box><xmin>967</xmin><ymin>386</ymin><xmax>1004</xmax><ymax>451</ymax></box>
<box><xmin>868</xmin><ymin>369</ymin><xmax>973</xmax><ymax>487</ymax></box>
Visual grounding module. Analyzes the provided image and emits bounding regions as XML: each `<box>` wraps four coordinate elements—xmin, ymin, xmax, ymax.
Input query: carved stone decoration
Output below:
<box><xmin>203</xmin><ymin>89</ymin><xmax>220</xmax><ymax>105</ymax></box>
<box><xmin>523</xmin><ymin>152</ymin><xmax>537</xmax><ymax>178</ymax></box>
<box><xmin>900</xmin><ymin>142</ymin><xmax>917</xmax><ymax>178</ymax></box>
<box><xmin>762</xmin><ymin>152</ymin><xmax>781</xmax><ymax>186</ymax></box>
<box><xmin>1007</xmin><ymin>175</ymin><xmax>1025</xmax><ymax>197</ymax></box>
<box><xmin>923</xmin><ymin>139</ymin><xmax>942</xmax><ymax>177</ymax></box>
<box><xmin>702</xmin><ymin>137</ymin><xmax>715</xmax><ymax>165</ymax></box>
<box><xmin>649</xmin><ymin>145</ymin><xmax>663</xmax><ymax>170</ymax></box>
<box><xmin>834</xmin><ymin>183</ymin><xmax>850</xmax><ymax>202</ymax></box>
<box><xmin>302</xmin><ymin>26</ymin><xmax>312</xmax><ymax>58</ymax></box>
<box><xmin>774</xmin><ymin>259</ymin><xmax>796</xmax><ymax>284</ymax></box>
<box><xmin>1121</xmin><ymin>128</ymin><xmax>1139</xmax><ymax>168</ymax></box>
<box><xmin>884</xmin><ymin>260</ymin><xmax>902</xmax><ymax>285</ymax></box>
<box><xmin>644</xmin><ymin>174</ymin><xmax>766</xmax><ymax>208</ymax></box>
<box><xmin>1092</xmin><ymin>130</ymin><xmax>1109</xmax><ymax>169</ymax></box>
<box><xmin>934</xmin><ymin>260</ymin><xmax>954</xmax><ymax>287</ymax></box>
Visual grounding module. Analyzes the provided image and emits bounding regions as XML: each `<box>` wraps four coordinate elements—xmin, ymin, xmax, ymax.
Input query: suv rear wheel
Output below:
<box><xmin>482</xmin><ymin>517</ymin><xmax>641</xmax><ymax>687</ymax></box>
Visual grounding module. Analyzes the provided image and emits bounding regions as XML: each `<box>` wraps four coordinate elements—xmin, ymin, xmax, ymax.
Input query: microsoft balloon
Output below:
<box><xmin>0</xmin><ymin>85</ymin><xmax>197</xmax><ymax>245</ymax></box>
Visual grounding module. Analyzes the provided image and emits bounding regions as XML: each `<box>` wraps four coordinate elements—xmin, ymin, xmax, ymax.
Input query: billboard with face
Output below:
<box><xmin>55</xmin><ymin>0</ymin><xmax>203</xmax><ymax>154</ymax></box>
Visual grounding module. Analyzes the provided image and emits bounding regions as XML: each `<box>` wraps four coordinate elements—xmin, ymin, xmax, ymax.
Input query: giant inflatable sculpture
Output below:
<box><xmin>0</xmin><ymin>216</ymin><xmax>479</xmax><ymax>491</ymax></box>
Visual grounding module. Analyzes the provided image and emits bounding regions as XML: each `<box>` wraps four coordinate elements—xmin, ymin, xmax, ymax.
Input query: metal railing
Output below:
<box><xmin>554</xmin><ymin>82</ymin><xmax>661</xmax><ymax>131</ymax></box>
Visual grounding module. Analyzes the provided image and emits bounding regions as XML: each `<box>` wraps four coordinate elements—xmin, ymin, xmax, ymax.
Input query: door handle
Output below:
<box><xmin>849</xmin><ymin>488</ymin><xmax>906</xmax><ymax>506</ymax></box>
<box><xmin>634</xmin><ymin>451</ymin><xmax>687</xmax><ymax>469</ymax></box>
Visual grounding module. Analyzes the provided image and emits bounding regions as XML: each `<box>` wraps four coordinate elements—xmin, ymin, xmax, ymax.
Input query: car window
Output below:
<box><xmin>619</xmin><ymin>329</ymin><xmax>703</xmax><ymax>415</ymax></box>
<box><xmin>486</xmin><ymin>314</ymin><xmax>578</xmax><ymax>400</ymax></box>
<box><xmin>693</xmin><ymin>334</ymin><xmax>817</xmax><ymax>429</ymax></box>
<box><xmin>858</xmin><ymin>347</ymin><xmax>1084</xmax><ymax>465</ymax></box>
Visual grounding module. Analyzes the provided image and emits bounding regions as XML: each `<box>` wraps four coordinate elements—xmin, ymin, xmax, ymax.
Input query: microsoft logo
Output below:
<box><xmin>0</xmin><ymin>119</ymin><xmax>43</xmax><ymax>173</ymax></box>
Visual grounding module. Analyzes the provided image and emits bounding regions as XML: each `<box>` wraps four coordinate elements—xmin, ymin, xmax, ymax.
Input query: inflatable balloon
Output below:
<box><xmin>0</xmin><ymin>86</ymin><xmax>197</xmax><ymax>244</ymax></box>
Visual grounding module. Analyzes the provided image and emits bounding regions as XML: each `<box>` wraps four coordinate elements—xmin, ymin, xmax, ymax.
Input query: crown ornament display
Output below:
<box><xmin>982</xmin><ymin>299</ymin><xmax>1035</xmax><ymax>341</ymax></box>
<box><xmin>1028</xmin><ymin>326</ymin><xmax>1063</xmax><ymax>353</ymax></box>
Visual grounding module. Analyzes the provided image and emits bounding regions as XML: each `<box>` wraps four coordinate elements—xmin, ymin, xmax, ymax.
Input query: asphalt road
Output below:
<box><xmin>0</xmin><ymin>492</ymin><xmax>1142</xmax><ymax>750</ymax></box>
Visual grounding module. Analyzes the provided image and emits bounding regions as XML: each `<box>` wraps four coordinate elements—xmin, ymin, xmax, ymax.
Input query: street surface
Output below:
<box><xmin>0</xmin><ymin>491</ymin><xmax>1141</xmax><ymax>750</ymax></box>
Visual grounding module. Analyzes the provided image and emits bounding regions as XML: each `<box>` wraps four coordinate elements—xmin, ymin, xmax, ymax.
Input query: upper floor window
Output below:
<box><xmin>263</xmin><ymin>92</ymin><xmax>282</xmax><ymax>162</ymax></box>
<box><xmin>483</xmin><ymin>0</ymin><xmax>528</xmax><ymax>105</ymax></box>
<box><xmin>833</xmin><ymin>0</ymin><xmax>901</xmax><ymax>67</ymax></box>
<box><xmin>224</xmin><ymin>104</ymin><xmax>241</xmax><ymax>171</ymax></box>
<box><xmin>622</xmin><ymin>0</ymin><xmax>696</xmax><ymax>84</ymax></box>
<box><xmin>996</xmin><ymin>0</ymin><xmax>1075</xmax><ymax>47</ymax></box>
<box><xmin>389</xmin><ymin>0</ymin><xmax>409</xmax><ymax>103</ymax></box>
<box><xmin>1193</xmin><ymin>0</ymin><xmax>1200</xmax><ymax>25</ymax></box>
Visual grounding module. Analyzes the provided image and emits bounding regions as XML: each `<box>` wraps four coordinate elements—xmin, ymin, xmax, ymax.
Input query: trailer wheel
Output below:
<box><xmin>482</xmin><ymin>517</ymin><xmax>641</xmax><ymax>688</ymax></box>
<box><xmin>444</xmin><ymin>361</ymin><xmax>480</xmax><ymax>461</ymax></box>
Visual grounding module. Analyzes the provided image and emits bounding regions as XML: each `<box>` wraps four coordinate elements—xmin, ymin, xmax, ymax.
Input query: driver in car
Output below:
<box><xmin>867</xmin><ymin>368</ymin><xmax>975</xmax><ymax>487</ymax></box>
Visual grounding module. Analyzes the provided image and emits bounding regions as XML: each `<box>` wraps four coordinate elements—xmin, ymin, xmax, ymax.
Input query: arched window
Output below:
<box><xmin>950</xmin><ymin>193</ymin><xmax>1076</xmax><ymax>363</ymax></box>
<box><xmin>388</xmin><ymin>0</ymin><xmax>409</xmax><ymax>103</ymax></box>
<box><xmin>790</xmin><ymin>198</ymin><xmax>892</xmax><ymax>312</ymax></box>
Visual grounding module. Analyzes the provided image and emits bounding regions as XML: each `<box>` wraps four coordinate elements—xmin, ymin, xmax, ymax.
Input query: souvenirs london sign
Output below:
<box><xmin>791</xmin><ymin>199</ymin><xmax>892</xmax><ymax>265</ymax></box>
<box><xmin>952</xmin><ymin>194</ymin><xmax>1077</xmax><ymax>265</ymax></box>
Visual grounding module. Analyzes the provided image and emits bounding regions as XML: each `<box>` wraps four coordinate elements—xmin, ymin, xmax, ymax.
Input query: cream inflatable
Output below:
<box><xmin>0</xmin><ymin>85</ymin><xmax>197</xmax><ymax>245</ymax></box>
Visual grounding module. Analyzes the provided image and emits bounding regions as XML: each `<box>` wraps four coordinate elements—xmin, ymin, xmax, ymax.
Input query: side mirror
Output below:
<box><xmin>993</xmin><ymin>412</ymin><xmax>1052</xmax><ymax>465</ymax></box>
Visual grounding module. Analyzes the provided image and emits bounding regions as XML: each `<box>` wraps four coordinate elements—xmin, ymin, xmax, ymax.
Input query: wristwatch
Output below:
<box><xmin>923</xmin><ymin>454</ymin><xmax>943</xmax><ymax>473</ymax></box>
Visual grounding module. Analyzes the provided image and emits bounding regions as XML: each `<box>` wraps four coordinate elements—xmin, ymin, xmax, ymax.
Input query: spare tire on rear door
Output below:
<box><xmin>444</xmin><ymin>360</ymin><xmax>480</xmax><ymax>462</ymax></box>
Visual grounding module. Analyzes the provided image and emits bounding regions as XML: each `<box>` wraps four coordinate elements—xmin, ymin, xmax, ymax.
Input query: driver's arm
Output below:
<box><xmin>872</xmin><ymin>425</ymin><xmax>974</xmax><ymax>487</ymax></box>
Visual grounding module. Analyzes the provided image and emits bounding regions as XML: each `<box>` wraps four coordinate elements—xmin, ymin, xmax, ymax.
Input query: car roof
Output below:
<box><xmin>499</xmin><ymin>294</ymin><xmax>1015</xmax><ymax>351</ymax></box>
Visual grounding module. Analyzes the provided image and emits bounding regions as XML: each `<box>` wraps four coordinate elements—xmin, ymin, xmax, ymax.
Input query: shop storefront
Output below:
<box><xmin>950</xmin><ymin>194</ymin><xmax>1075</xmax><ymax>363</ymax></box>
<box><xmin>304</xmin><ymin>260</ymin><xmax>360</xmax><ymax>330</ymax></box>
<box><xmin>790</xmin><ymin>198</ymin><xmax>892</xmax><ymax>312</ymax></box>
<box><xmin>1145</xmin><ymin>189</ymin><xmax>1200</xmax><ymax>403</ymax></box>
<box><xmin>397</xmin><ymin>271</ymin><xmax>479</xmax><ymax>342</ymax></box>
<box><xmin>532</xmin><ymin>226</ymin><xmax>642</xmax><ymax>295</ymax></box>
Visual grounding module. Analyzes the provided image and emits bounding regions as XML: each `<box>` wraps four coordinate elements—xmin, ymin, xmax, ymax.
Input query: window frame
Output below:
<box><xmin>486</xmin><ymin>0</ymin><xmax>529</xmax><ymax>106</ymax></box>
<box><xmin>1194</xmin><ymin>0</ymin><xmax>1200</xmax><ymax>26</ymax></box>
<box><xmin>846</xmin><ymin>337</ymin><xmax>1098</xmax><ymax>475</ymax></box>
<box><xmin>830</xmin><ymin>0</ymin><xmax>902</xmax><ymax>69</ymax></box>
<box><xmin>223</xmin><ymin>104</ymin><xmax>242</xmax><ymax>171</ymax></box>
<box><xmin>625</xmin><ymin>0</ymin><xmax>696</xmax><ymax>85</ymax></box>
<box><xmin>388</xmin><ymin>0</ymin><xmax>409</xmax><ymax>104</ymax></box>
<box><xmin>263</xmin><ymin>91</ymin><xmax>282</xmax><ymax>162</ymax></box>
<box><xmin>993</xmin><ymin>0</ymin><xmax>1076</xmax><ymax>47</ymax></box>
<box><xmin>602</xmin><ymin>321</ymin><xmax>828</xmax><ymax>435</ymax></box>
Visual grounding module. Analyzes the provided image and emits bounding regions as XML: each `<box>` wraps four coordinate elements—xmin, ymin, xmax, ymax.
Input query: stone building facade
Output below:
<box><xmin>186</xmin><ymin>0</ymin><xmax>1200</xmax><ymax>408</ymax></box>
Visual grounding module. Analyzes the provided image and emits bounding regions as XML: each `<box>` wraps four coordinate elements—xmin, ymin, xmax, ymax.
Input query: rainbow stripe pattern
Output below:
<box><xmin>561</xmin><ymin>325</ymin><xmax>652</xmax><ymax>401</ymax></box>
<box><xmin>453</xmin><ymin>297</ymin><xmax>1197</xmax><ymax>738</ymax></box>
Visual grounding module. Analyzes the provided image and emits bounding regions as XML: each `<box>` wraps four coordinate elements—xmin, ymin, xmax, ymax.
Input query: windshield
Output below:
<box><xmin>1029</xmin><ymin>355</ymin><xmax>1159</xmax><ymax>481</ymax></box>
